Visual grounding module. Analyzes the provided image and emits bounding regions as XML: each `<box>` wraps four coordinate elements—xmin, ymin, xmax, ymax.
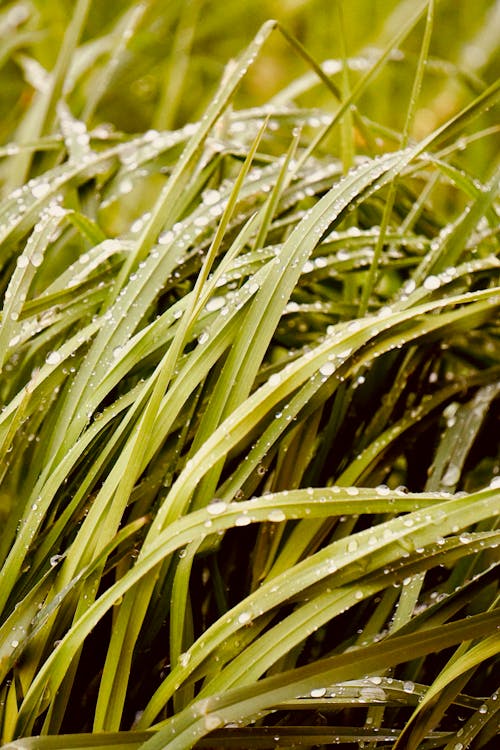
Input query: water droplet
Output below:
<box><xmin>202</xmin><ymin>189</ymin><xmax>221</xmax><ymax>206</ymax></box>
<box><xmin>403</xmin><ymin>681</ymin><xmax>415</xmax><ymax>693</ymax></box>
<box><xmin>32</xmin><ymin>182</ymin><xmax>50</xmax><ymax>199</ymax></box>
<box><xmin>207</xmin><ymin>500</ymin><xmax>227</xmax><ymax>515</ymax></box>
<box><xmin>206</xmin><ymin>296</ymin><xmax>225</xmax><ymax>312</ymax></box>
<box><xmin>158</xmin><ymin>230</ymin><xmax>174</xmax><ymax>245</ymax></box>
<box><xmin>131</xmin><ymin>217</ymin><xmax>145</xmax><ymax>233</ymax></box>
<box><xmin>267</xmin><ymin>509</ymin><xmax>286</xmax><ymax>523</ymax></box>
<box><xmin>403</xmin><ymin>279</ymin><xmax>416</xmax><ymax>294</ymax></box>
<box><xmin>319</xmin><ymin>361</ymin><xmax>335</xmax><ymax>377</ymax></box>
<box><xmin>442</xmin><ymin>465</ymin><xmax>460</xmax><ymax>486</ymax></box>
<box><xmin>11</xmin><ymin>640</ymin><xmax>19</xmax><ymax>648</ymax></box>
<box><xmin>119</xmin><ymin>178</ymin><xmax>133</xmax><ymax>194</ymax></box>
<box><xmin>310</xmin><ymin>687</ymin><xmax>326</xmax><ymax>698</ymax></box>
<box><xmin>238</xmin><ymin>611</ymin><xmax>252</xmax><ymax>625</ymax></box>
<box><xmin>194</xmin><ymin>216</ymin><xmax>210</xmax><ymax>228</ymax></box>
<box><xmin>46</xmin><ymin>351</ymin><xmax>61</xmax><ymax>366</ymax></box>
<box><xmin>424</xmin><ymin>275</ymin><xmax>440</xmax><ymax>290</ymax></box>
<box><xmin>235</xmin><ymin>515</ymin><xmax>251</xmax><ymax>527</ymax></box>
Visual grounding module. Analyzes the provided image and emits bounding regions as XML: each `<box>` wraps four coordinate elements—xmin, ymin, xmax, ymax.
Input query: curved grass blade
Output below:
<box><xmin>137</xmin><ymin>611</ymin><xmax>500</xmax><ymax>750</ymax></box>
<box><xmin>12</xmin><ymin>483</ymin><xmax>498</xmax><ymax>736</ymax></box>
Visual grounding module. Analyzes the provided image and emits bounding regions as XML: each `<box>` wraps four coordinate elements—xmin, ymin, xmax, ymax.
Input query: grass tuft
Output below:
<box><xmin>0</xmin><ymin>2</ymin><xmax>499</xmax><ymax>748</ymax></box>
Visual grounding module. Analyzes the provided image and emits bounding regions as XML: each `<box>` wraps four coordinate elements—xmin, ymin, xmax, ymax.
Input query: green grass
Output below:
<box><xmin>0</xmin><ymin>1</ymin><xmax>499</xmax><ymax>748</ymax></box>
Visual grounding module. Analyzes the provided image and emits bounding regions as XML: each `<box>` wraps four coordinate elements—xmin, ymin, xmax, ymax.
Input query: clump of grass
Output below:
<box><xmin>0</xmin><ymin>2</ymin><xmax>499</xmax><ymax>749</ymax></box>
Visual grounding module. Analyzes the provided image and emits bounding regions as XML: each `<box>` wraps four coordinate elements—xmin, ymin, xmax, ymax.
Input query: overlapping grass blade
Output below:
<box><xmin>138</xmin><ymin>611</ymin><xmax>500</xmax><ymax>750</ymax></box>
<box><xmin>0</xmin><ymin>3</ymin><xmax>498</xmax><ymax>748</ymax></box>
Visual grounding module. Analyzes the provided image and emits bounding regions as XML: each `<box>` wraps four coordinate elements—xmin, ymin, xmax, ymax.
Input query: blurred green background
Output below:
<box><xmin>1</xmin><ymin>0</ymin><xmax>499</xmax><ymax>144</ymax></box>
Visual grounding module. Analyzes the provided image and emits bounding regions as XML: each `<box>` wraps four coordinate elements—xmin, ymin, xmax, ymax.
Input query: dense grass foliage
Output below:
<box><xmin>0</xmin><ymin>1</ymin><xmax>499</xmax><ymax>748</ymax></box>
